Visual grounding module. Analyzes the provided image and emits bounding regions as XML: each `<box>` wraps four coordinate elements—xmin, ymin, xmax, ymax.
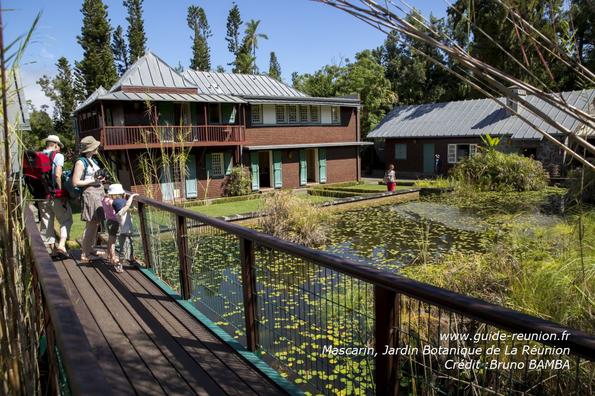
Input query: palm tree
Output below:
<box><xmin>243</xmin><ymin>19</ymin><xmax>268</xmax><ymax>73</ymax></box>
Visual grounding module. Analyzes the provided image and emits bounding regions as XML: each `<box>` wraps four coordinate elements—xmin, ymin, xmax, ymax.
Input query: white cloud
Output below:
<box><xmin>19</xmin><ymin>67</ymin><xmax>54</xmax><ymax>113</ymax></box>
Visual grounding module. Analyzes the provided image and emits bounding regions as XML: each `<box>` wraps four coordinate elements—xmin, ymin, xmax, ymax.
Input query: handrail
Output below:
<box><xmin>134</xmin><ymin>193</ymin><xmax>595</xmax><ymax>361</ymax></box>
<box><xmin>101</xmin><ymin>124</ymin><xmax>245</xmax><ymax>147</ymax></box>
<box><xmin>24</xmin><ymin>207</ymin><xmax>112</xmax><ymax>395</ymax></box>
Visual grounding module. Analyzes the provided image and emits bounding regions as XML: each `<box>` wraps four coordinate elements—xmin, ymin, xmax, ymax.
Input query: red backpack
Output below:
<box><xmin>23</xmin><ymin>149</ymin><xmax>58</xmax><ymax>199</ymax></box>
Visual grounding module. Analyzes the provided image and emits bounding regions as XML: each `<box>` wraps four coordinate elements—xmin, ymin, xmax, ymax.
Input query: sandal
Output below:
<box><xmin>114</xmin><ymin>263</ymin><xmax>124</xmax><ymax>273</ymax></box>
<box><xmin>80</xmin><ymin>254</ymin><xmax>99</xmax><ymax>264</ymax></box>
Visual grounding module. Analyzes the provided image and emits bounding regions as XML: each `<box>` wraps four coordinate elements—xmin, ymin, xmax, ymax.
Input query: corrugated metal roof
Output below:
<box><xmin>99</xmin><ymin>91</ymin><xmax>246</xmax><ymax>103</ymax></box>
<box><xmin>75</xmin><ymin>86</ymin><xmax>107</xmax><ymax>112</ymax></box>
<box><xmin>109</xmin><ymin>51</ymin><xmax>196</xmax><ymax>92</ymax></box>
<box><xmin>247</xmin><ymin>96</ymin><xmax>360</xmax><ymax>107</ymax></box>
<box><xmin>183</xmin><ymin>70</ymin><xmax>307</xmax><ymax>97</ymax></box>
<box><xmin>368</xmin><ymin>89</ymin><xmax>595</xmax><ymax>140</ymax></box>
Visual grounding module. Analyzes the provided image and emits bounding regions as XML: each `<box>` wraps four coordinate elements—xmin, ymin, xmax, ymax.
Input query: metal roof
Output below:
<box><xmin>183</xmin><ymin>70</ymin><xmax>307</xmax><ymax>97</ymax></box>
<box><xmin>247</xmin><ymin>96</ymin><xmax>360</xmax><ymax>107</ymax></box>
<box><xmin>246</xmin><ymin>142</ymin><xmax>373</xmax><ymax>150</ymax></box>
<box><xmin>75</xmin><ymin>86</ymin><xmax>107</xmax><ymax>112</ymax></box>
<box><xmin>368</xmin><ymin>89</ymin><xmax>595</xmax><ymax>140</ymax></box>
<box><xmin>109</xmin><ymin>51</ymin><xmax>195</xmax><ymax>92</ymax></box>
<box><xmin>99</xmin><ymin>91</ymin><xmax>245</xmax><ymax>104</ymax></box>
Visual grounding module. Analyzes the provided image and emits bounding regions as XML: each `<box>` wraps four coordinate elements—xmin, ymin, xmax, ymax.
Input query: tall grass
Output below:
<box><xmin>259</xmin><ymin>190</ymin><xmax>334</xmax><ymax>247</ymax></box>
<box><xmin>0</xmin><ymin>12</ymin><xmax>42</xmax><ymax>395</ymax></box>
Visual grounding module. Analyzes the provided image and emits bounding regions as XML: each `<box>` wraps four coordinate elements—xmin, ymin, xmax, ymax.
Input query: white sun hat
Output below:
<box><xmin>107</xmin><ymin>184</ymin><xmax>125</xmax><ymax>195</ymax></box>
<box><xmin>43</xmin><ymin>134</ymin><xmax>64</xmax><ymax>148</ymax></box>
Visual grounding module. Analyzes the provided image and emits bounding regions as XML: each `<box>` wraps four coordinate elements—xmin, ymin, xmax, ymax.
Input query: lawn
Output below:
<box><xmin>67</xmin><ymin>194</ymin><xmax>334</xmax><ymax>241</ymax></box>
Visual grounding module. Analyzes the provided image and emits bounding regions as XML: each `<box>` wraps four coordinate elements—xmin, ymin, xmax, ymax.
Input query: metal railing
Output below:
<box><xmin>99</xmin><ymin>125</ymin><xmax>245</xmax><ymax>149</ymax></box>
<box><xmin>133</xmin><ymin>195</ymin><xmax>595</xmax><ymax>395</ymax></box>
<box><xmin>24</xmin><ymin>207</ymin><xmax>112</xmax><ymax>395</ymax></box>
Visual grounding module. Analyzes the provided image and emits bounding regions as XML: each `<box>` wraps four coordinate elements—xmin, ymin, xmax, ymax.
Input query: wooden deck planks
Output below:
<box><xmin>54</xmin><ymin>259</ymin><xmax>136</xmax><ymax>396</ymax></box>
<box><xmin>122</xmin><ymin>267</ymin><xmax>287</xmax><ymax>396</ymax></box>
<box><xmin>116</xmin><ymin>269</ymin><xmax>258</xmax><ymax>396</ymax></box>
<box><xmin>61</xmin><ymin>257</ymin><xmax>167</xmax><ymax>396</ymax></box>
<box><xmin>53</xmin><ymin>254</ymin><xmax>288</xmax><ymax>396</ymax></box>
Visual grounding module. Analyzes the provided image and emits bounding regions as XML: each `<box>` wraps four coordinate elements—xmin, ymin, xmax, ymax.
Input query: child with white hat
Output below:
<box><xmin>101</xmin><ymin>183</ymin><xmax>137</xmax><ymax>272</ymax></box>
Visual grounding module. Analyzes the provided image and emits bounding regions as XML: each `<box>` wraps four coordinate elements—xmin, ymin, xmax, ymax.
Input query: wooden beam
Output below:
<box><xmin>374</xmin><ymin>285</ymin><xmax>399</xmax><ymax>396</ymax></box>
<box><xmin>176</xmin><ymin>215</ymin><xmax>192</xmax><ymax>299</ymax></box>
<box><xmin>240</xmin><ymin>237</ymin><xmax>258</xmax><ymax>351</ymax></box>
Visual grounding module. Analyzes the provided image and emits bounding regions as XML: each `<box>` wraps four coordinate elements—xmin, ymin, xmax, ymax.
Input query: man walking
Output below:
<box><xmin>38</xmin><ymin>135</ymin><xmax>73</xmax><ymax>255</ymax></box>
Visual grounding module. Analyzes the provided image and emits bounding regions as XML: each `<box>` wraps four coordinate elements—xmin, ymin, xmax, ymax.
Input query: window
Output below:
<box><xmin>331</xmin><ymin>106</ymin><xmax>340</xmax><ymax>124</ymax></box>
<box><xmin>275</xmin><ymin>105</ymin><xmax>287</xmax><ymax>123</ymax></box>
<box><xmin>287</xmin><ymin>105</ymin><xmax>298</xmax><ymax>123</ymax></box>
<box><xmin>309</xmin><ymin>105</ymin><xmax>320</xmax><ymax>123</ymax></box>
<box><xmin>447</xmin><ymin>143</ymin><xmax>479</xmax><ymax>164</ymax></box>
<box><xmin>299</xmin><ymin>105</ymin><xmax>309</xmax><ymax>122</ymax></box>
<box><xmin>208</xmin><ymin>104</ymin><xmax>221</xmax><ymax>124</ymax></box>
<box><xmin>251</xmin><ymin>104</ymin><xmax>262</xmax><ymax>124</ymax></box>
<box><xmin>394</xmin><ymin>144</ymin><xmax>407</xmax><ymax>160</ymax></box>
<box><xmin>210</xmin><ymin>152</ymin><xmax>224</xmax><ymax>177</ymax></box>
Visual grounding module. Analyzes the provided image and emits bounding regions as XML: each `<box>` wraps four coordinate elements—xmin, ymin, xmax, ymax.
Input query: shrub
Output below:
<box><xmin>566</xmin><ymin>166</ymin><xmax>595</xmax><ymax>204</ymax></box>
<box><xmin>259</xmin><ymin>190</ymin><xmax>333</xmax><ymax>247</ymax></box>
<box><xmin>224</xmin><ymin>165</ymin><xmax>252</xmax><ymax>196</ymax></box>
<box><xmin>451</xmin><ymin>151</ymin><xmax>548</xmax><ymax>192</ymax></box>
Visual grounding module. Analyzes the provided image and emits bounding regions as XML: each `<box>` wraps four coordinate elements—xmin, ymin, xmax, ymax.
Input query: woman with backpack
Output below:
<box><xmin>72</xmin><ymin>136</ymin><xmax>106</xmax><ymax>263</ymax></box>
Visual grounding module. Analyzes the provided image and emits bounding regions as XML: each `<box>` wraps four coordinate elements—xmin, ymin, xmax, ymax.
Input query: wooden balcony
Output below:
<box><xmin>80</xmin><ymin>125</ymin><xmax>245</xmax><ymax>150</ymax></box>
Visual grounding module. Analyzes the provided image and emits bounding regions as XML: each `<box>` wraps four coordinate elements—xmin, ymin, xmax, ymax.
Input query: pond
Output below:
<box><xmin>136</xmin><ymin>193</ymin><xmax>570</xmax><ymax>395</ymax></box>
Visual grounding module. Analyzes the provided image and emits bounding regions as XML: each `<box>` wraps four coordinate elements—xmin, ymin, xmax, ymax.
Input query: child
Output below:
<box><xmin>102</xmin><ymin>184</ymin><xmax>137</xmax><ymax>272</ymax></box>
<box><xmin>112</xmin><ymin>191</ymin><xmax>138</xmax><ymax>265</ymax></box>
<box><xmin>385</xmin><ymin>164</ymin><xmax>396</xmax><ymax>192</ymax></box>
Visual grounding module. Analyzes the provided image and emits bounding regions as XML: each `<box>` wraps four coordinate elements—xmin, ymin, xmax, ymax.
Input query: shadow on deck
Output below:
<box><xmin>54</xmin><ymin>251</ymin><xmax>287</xmax><ymax>396</ymax></box>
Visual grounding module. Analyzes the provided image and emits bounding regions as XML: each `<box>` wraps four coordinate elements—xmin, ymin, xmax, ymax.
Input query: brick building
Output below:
<box><xmin>74</xmin><ymin>52</ymin><xmax>367</xmax><ymax>200</ymax></box>
<box><xmin>368</xmin><ymin>88</ymin><xmax>595</xmax><ymax>178</ymax></box>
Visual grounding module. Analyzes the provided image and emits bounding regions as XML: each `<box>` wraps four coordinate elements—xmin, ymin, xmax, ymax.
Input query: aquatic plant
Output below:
<box><xmin>259</xmin><ymin>190</ymin><xmax>334</xmax><ymax>247</ymax></box>
<box><xmin>451</xmin><ymin>150</ymin><xmax>549</xmax><ymax>192</ymax></box>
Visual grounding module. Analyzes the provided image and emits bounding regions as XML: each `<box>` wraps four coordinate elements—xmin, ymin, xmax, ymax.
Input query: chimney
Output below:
<box><xmin>506</xmin><ymin>85</ymin><xmax>526</xmax><ymax>114</ymax></box>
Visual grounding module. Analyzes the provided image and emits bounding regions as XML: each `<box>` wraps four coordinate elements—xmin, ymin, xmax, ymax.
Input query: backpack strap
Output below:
<box><xmin>48</xmin><ymin>151</ymin><xmax>57</xmax><ymax>190</ymax></box>
<box><xmin>78</xmin><ymin>156</ymin><xmax>90</xmax><ymax>180</ymax></box>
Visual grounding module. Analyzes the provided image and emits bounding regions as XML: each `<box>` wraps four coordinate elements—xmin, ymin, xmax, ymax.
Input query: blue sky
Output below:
<box><xmin>5</xmin><ymin>0</ymin><xmax>447</xmax><ymax>110</ymax></box>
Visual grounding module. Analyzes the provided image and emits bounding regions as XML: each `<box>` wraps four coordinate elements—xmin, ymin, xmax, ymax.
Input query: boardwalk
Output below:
<box><xmin>54</xmin><ymin>251</ymin><xmax>287</xmax><ymax>396</ymax></box>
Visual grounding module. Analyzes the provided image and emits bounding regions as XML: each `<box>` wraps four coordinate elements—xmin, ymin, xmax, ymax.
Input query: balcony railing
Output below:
<box><xmin>86</xmin><ymin>125</ymin><xmax>245</xmax><ymax>149</ymax></box>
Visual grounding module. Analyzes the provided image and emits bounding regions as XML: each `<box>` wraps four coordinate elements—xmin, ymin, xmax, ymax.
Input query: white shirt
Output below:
<box><xmin>79</xmin><ymin>157</ymin><xmax>101</xmax><ymax>181</ymax></box>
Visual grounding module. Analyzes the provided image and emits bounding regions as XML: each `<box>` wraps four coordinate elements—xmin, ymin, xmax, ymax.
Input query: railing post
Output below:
<box><xmin>136</xmin><ymin>202</ymin><xmax>153</xmax><ymax>269</ymax></box>
<box><xmin>374</xmin><ymin>285</ymin><xmax>399</xmax><ymax>396</ymax></box>
<box><xmin>240</xmin><ymin>237</ymin><xmax>258</xmax><ymax>351</ymax></box>
<box><xmin>176</xmin><ymin>215</ymin><xmax>192</xmax><ymax>300</ymax></box>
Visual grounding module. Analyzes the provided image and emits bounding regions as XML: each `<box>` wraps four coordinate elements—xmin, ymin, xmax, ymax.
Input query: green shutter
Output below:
<box><xmin>205</xmin><ymin>153</ymin><xmax>212</xmax><ymax>179</ymax></box>
<box><xmin>224</xmin><ymin>152</ymin><xmax>233</xmax><ymax>175</ymax></box>
<box><xmin>299</xmin><ymin>150</ymin><xmax>307</xmax><ymax>186</ymax></box>
<box><xmin>273</xmin><ymin>150</ymin><xmax>283</xmax><ymax>188</ymax></box>
<box><xmin>250</xmin><ymin>152</ymin><xmax>259</xmax><ymax>191</ymax></box>
<box><xmin>318</xmin><ymin>148</ymin><xmax>327</xmax><ymax>183</ymax></box>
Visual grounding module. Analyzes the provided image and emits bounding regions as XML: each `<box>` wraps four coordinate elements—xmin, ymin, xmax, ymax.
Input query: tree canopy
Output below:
<box><xmin>75</xmin><ymin>0</ymin><xmax>118</xmax><ymax>95</ymax></box>
<box><xmin>268</xmin><ymin>52</ymin><xmax>282</xmax><ymax>81</ymax></box>
<box><xmin>112</xmin><ymin>25</ymin><xmax>129</xmax><ymax>75</ymax></box>
<box><xmin>187</xmin><ymin>5</ymin><xmax>211</xmax><ymax>71</ymax></box>
<box><xmin>124</xmin><ymin>0</ymin><xmax>147</xmax><ymax>64</ymax></box>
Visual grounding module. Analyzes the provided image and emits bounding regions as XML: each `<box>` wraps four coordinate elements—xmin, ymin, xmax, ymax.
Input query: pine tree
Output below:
<box><xmin>226</xmin><ymin>2</ymin><xmax>242</xmax><ymax>56</ymax></box>
<box><xmin>38</xmin><ymin>57</ymin><xmax>79</xmax><ymax>147</ymax></box>
<box><xmin>268</xmin><ymin>51</ymin><xmax>281</xmax><ymax>80</ymax></box>
<box><xmin>187</xmin><ymin>5</ymin><xmax>211</xmax><ymax>71</ymax></box>
<box><xmin>124</xmin><ymin>0</ymin><xmax>147</xmax><ymax>63</ymax></box>
<box><xmin>112</xmin><ymin>25</ymin><xmax>129</xmax><ymax>75</ymax></box>
<box><xmin>76</xmin><ymin>0</ymin><xmax>118</xmax><ymax>95</ymax></box>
